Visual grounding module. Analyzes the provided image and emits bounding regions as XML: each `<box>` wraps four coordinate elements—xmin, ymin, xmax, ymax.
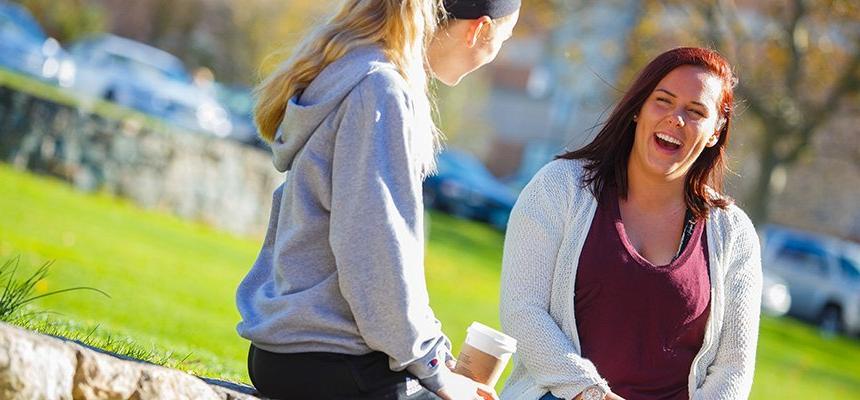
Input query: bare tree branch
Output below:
<box><xmin>696</xmin><ymin>1</ymin><xmax>791</xmax><ymax>138</ymax></box>
<box><xmin>735</xmin><ymin>83</ymin><xmax>790</xmax><ymax>137</ymax></box>
<box><xmin>719</xmin><ymin>0</ymin><xmax>744</xmax><ymax>60</ymax></box>
<box><xmin>784</xmin><ymin>0</ymin><xmax>806</xmax><ymax>99</ymax></box>
<box><xmin>696</xmin><ymin>1</ymin><xmax>724</xmax><ymax>51</ymax></box>
<box><xmin>782</xmin><ymin>44</ymin><xmax>860</xmax><ymax>163</ymax></box>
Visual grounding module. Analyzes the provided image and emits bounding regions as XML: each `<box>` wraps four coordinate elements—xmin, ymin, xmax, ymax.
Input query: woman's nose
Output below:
<box><xmin>670</xmin><ymin>113</ymin><xmax>685</xmax><ymax>128</ymax></box>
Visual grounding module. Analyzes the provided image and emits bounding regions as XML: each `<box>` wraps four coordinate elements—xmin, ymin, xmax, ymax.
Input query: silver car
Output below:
<box><xmin>761</xmin><ymin>269</ymin><xmax>791</xmax><ymax>317</ymax></box>
<box><xmin>761</xmin><ymin>225</ymin><xmax>860</xmax><ymax>336</ymax></box>
<box><xmin>69</xmin><ymin>34</ymin><xmax>231</xmax><ymax>137</ymax></box>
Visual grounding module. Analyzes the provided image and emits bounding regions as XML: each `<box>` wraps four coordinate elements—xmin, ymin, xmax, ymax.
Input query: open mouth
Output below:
<box><xmin>654</xmin><ymin>132</ymin><xmax>682</xmax><ymax>151</ymax></box>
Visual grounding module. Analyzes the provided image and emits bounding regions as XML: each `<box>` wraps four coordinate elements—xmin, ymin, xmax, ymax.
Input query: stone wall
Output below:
<box><xmin>0</xmin><ymin>322</ymin><xmax>260</xmax><ymax>400</ymax></box>
<box><xmin>0</xmin><ymin>86</ymin><xmax>283</xmax><ymax>237</ymax></box>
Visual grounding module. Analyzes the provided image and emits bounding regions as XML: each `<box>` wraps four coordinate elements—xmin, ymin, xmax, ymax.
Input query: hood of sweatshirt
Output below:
<box><xmin>271</xmin><ymin>45</ymin><xmax>400</xmax><ymax>172</ymax></box>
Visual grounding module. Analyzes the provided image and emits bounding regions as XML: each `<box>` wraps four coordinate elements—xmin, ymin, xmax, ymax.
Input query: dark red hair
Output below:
<box><xmin>558</xmin><ymin>47</ymin><xmax>737</xmax><ymax>220</ymax></box>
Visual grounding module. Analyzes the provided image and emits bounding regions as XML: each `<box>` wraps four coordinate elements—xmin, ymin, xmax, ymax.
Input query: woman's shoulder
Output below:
<box><xmin>349</xmin><ymin>65</ymin><xmax>411</xmax><ymax>103</ymax></box>
<box><xmin>518</xmin><ymin>158</ymin><xmax>592</xmax><ymax>210</ymax></box>
<box><xmin>532</xmin><ymin>158</ymin><xmax>589</xmax><ymax>187</ymax></box>
<box><xmin>315</xmin><ymin>45</ymin><xmax>412</xmax><ymax>107</ymax></box>
<box><xmin>711</xmin><ymin>202</ymin><xmax>755</xmax><ymax>232</ymax></box>
<box><xmin>709</xmin><ymin>202</ymin><xmax>760</xmax><ymax>258</ymax></box>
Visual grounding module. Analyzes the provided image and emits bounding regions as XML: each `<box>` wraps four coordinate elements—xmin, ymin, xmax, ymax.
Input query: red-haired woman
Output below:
<box><xmin>498</xmin><ymin>48</ymin><xmax>762</xmax><ymax>400</ymax></box>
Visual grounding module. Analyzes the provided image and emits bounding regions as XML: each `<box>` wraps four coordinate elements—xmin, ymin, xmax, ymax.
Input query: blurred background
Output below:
<box><xmin>0</xmin><ymin>0</ymin><xmax>858</xmax><ymax>398</ymax></box>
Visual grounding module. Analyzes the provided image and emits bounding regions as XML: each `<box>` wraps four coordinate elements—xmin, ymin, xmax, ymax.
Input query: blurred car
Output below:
<box><xmin>69</xmin><ymin>34</ymin><xmax>231</xmax><ymax>137</ymax></box>
<box><xmin>0</xmin><ymin>1</ymin><xmax>75</xmax><ymax>87</ymax></box>
<box><xmin>761</xmin><ymin>269</ymin><xmax>791</xmax><ymax>317</ymax></box>
<box><xmin>423</xmin><ymin>150</ymin><xmax>517</xmax><ymax>230</ymax></box>
<box><xmin>213</xmin><ymin>83</ymin><xmax>267</xmax><ymax>148</ymax></box>
<box><xmin>761</xmin><ymin>224</ymin><xmax>860</xmax><ymax>336</ymax></box>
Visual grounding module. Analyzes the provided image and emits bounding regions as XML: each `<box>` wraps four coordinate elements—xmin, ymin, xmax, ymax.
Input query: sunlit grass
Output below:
<box><xmin>1</xmin><ymin>164</ymin><xmax>859</xmax><ymax>397</ymax></box>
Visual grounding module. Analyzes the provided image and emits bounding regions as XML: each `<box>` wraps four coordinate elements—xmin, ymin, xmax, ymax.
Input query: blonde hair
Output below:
<box><xmin>254</xmin><ymin>0</ymin><xmax>443</xmax><ymax>144</ymax></box>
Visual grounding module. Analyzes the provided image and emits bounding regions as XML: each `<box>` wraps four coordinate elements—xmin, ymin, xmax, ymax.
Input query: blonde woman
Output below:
<box><xmin>235</xmin><ymin>1</ymin><xmax>519</xmax><ymax>399</ymax></box>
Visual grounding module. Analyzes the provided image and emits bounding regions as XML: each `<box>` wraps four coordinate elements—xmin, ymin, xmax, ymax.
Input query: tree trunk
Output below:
<box><xmin>747</xmin><ymin>137</ymin><xmax>780</xmax><ymax>226</ymax></box>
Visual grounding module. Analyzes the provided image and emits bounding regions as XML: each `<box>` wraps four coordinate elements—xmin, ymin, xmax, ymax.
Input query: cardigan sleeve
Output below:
<box><xmin>499</xmin><ymin>164</ymin><xmax>610</xmax><ymax>399</ymax></box>
<box><xmin>692</xmin><ymin>208</ymin><xmax>762</xmax><ymax>400</ymax></box>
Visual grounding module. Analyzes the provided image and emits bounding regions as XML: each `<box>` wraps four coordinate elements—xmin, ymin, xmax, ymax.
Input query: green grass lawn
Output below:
<box><xmin>2</xmin><ymin>163</ymin><xmax>860</xmax><ymax>398</ymax></box>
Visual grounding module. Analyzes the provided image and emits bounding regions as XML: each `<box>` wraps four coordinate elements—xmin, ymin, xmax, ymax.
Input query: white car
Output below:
<box><xmin>761</xmin><ymin>269</ymin><xmax>791</xmax><ymax>317</ymax></box>
<box><xmin>69</xmin><ymin>34</ymin><xmax>231</xmax><ymax>137</ymax></box>
<box><xmin>761</xmin><ymin>224</ymin><xmax>860</xmax><ymax>336</ymax></box>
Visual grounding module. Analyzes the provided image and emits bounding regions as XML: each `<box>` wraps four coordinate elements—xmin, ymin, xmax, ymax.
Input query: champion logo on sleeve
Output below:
<box><xmin>428</xmin><ymin>358</ymin><xmax>439</xmax><ymax>369</ymax></box>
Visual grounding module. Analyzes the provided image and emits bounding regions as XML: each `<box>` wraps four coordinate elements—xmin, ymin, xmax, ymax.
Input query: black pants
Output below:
<box><xmin>248</xmin><ymin>344</ymin><xmax>442</xmax><ymax>399</ymax></box>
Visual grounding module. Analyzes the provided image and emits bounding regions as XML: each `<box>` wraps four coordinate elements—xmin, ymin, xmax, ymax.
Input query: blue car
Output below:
<box><xmin>423</xmin><ymin>150</ymin><xmax>518</xmax><ymax>230</ymax></box>
<box><xmin>0</xmin><ymin>1</ymin><xmax>75</xmax><ymax>86</ymax></box>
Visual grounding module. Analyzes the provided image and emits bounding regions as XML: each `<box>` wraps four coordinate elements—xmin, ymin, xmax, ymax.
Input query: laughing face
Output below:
<box><xmin>630</xmin><ymin>65</ymin><xmax>725</xmax><ymax>182</ymax></box>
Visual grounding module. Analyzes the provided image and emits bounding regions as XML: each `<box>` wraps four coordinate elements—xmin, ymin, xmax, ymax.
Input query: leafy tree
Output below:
<box><xmin>630</xmin><ymin>0</ymin><xmax>860</xmax><ymax>224</ymax></box>
<box><xmin>15</xmin><ymin>0</ymin><xmax>106</xmax><ymax>42</ymax></box>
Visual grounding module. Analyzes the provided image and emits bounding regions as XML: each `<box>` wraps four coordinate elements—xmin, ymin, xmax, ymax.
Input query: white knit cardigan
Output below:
<box><xmin>499</xmin><ymin>159</ymin><xmax>762</xmax><ymax>400</ymax></box>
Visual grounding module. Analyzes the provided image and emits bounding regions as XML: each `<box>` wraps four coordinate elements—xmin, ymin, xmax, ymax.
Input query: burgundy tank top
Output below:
<box><xmin>574</xmin><ymin>187</ymin><xmax>710</xmax><ymax>399</ymax></box>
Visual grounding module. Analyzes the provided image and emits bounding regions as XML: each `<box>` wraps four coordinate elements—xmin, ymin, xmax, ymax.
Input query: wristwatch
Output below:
<box><xmin>581</xmin><ymin>385</ymin><xmax>606</xmax><ymax>400</ymax></box>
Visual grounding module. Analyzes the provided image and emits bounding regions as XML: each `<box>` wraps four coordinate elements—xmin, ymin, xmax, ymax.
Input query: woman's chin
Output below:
<box><xmin>433</xmin><ymin>72</ymin><xmax>463</xmax><ymax>87</ymax></box>
<box><xmin>643</xmin><ymin>158</ymin><xmax>688</xmax><ymax>181</ymax></box>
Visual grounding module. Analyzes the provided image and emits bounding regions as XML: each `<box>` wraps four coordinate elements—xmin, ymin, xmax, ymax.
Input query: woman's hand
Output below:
<box><xmin>435</xmin><ymin>373</ymin><xmax>498</xmax><ymax>400</ymax></box>
<box><xmin>573</xmin><ymin>390</ymin><xmax>626</xmax><ymax>400</ymax></box>
<box><xmin>435</xmin><ymin>360</ymin><xmax>499</xmax><ymax>400</ymax></box>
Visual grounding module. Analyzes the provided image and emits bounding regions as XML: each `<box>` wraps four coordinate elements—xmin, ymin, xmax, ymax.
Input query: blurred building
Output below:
<box><xmin>764</xmin><ymin>102</ymin><xmax>860</xmax><ymax>242</ymax></box>
<box><xmin>478</xmin><ymin>0</ymin><xmax>641</xmax><ymax>188</ymax></box>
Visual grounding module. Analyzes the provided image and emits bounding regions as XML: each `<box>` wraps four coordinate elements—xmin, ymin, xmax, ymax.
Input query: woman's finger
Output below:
<box><xmin>476</xmin><ymin>384</ymin><xmax>499</xmax><ymax>400</ymax></box>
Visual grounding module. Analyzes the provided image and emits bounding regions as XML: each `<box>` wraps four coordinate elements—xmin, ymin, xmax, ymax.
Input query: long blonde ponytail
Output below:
<box><xmin>254</xmin><ymin>0</ymin><xmax>443</xmax><ymax>143</ymax></box>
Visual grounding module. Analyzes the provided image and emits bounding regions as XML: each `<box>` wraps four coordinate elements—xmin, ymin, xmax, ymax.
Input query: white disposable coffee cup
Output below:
<box><xmin>453</xmin><ymin>322</ymin><xmax>518</xmax><ymax>386</ymax></box>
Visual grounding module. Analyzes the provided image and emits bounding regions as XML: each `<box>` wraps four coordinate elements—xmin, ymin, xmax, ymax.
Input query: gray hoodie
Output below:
<box><xmin>235</xmin><ymin>45</ymin><xmax>452</xmax><ymax>391</ymax></box>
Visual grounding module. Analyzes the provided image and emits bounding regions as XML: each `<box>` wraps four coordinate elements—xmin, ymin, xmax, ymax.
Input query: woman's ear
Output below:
<box><xmin>465</xmin><ymin>16</ymin><xmax>493</xmax><ymax>47</ymax></box>
<box><xmin>706</xmin><ymin>133</ymin><xmax>720</xmax><ymax>147</ymax></box>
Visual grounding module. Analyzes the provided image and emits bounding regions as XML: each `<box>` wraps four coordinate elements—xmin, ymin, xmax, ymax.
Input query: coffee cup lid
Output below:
<box><xmin>467</xmin><ymin>322</ymin><xmax>517</xmax><ymax>354</ymax></box>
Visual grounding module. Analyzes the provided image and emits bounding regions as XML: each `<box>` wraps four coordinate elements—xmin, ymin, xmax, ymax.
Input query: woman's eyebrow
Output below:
<box><xmin>655</xmin><ymin>88</ymin><xmax>676</xmax><ymax>97</ymax></box>
<box><xmin>656</xmin><ymin>88</ymin><xmax>708</xmax><ymax>109</ymax></box>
